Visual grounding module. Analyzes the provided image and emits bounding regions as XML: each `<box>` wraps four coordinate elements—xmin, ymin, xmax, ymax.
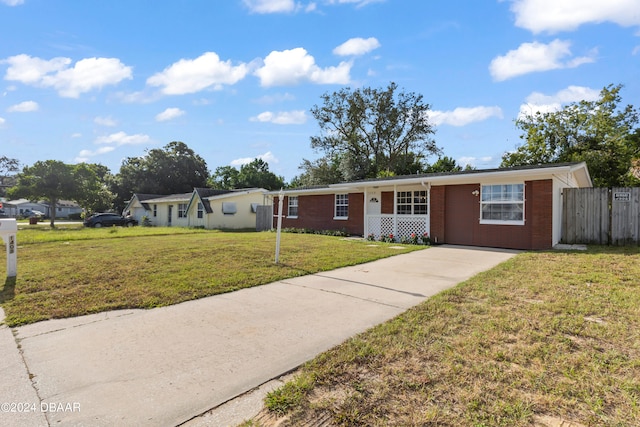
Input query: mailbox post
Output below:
<box><xmin>0</xmin><ymin>218</ymin><xmax>17</xmax><ymax>277</ymax></box>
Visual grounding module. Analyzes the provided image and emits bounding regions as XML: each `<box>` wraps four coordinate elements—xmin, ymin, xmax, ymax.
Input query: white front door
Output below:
<box><xmin>367</xmin><ymin>191</ymin><xmax>381</xmax><ymax>215</ymax></box>
<box><xmin>366</xmin><ymin>191</ymin><xmax>381</xmax><ymax>237</ymax></box>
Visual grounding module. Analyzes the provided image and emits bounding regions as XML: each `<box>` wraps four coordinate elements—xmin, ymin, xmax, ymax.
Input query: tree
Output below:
<box><xmin>210</xmin><ymin>159</ymin><xmax>284</xmax><ymax>190</ymax></box>
<box><xmin>210</xmin><ymin>166</ymin><xmax>240</xmax><ymax>190</ymax></box>
<box><xmin>113</xmin><ymin>141</ymin><xmax>209</xmax><ymax>210</ymax></box>
<box><xmin>307</xmin><ymin>82</ymin><xmax>440</xmax><ymax>182</ymax></box>
<box><xmin>501</xmin><ymin>84</ymin><xmax>640</xmax><ymax>187</ymax></box>
<box><xmin>0</xmin><ymin>156</ymin><xmax>20</xmax><ymax>197</ymax></box>
<box><xmin>73</xmin><ymin>163</ymin><xmax>115</xmax><ymax>214</ymax></box>
<box><xmin>8</xmin><ymin>161</ymin><xmax>105</xmax><ymax>227</ymax></box>
<box><xmin>425</xmin><ymin>156</ymin><xmax>461</xmax><ymax>173</ymax></box>
<box><xmin>289</xmin><ymin>156</ymin><xmax>345</xmax><ymax>188</ymax></box>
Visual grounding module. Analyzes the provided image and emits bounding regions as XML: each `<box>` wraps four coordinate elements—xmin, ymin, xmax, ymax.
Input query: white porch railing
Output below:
<box><xmin>366</xmin><ymin>214</ymin><xmax>428</xmax><ymax>240</ymax></box>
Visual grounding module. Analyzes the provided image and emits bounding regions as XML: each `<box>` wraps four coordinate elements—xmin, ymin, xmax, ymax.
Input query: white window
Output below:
<box><xmin>197</xmin><ymin>202</ymin><xmax>204</xmax><ymax>219</ymax></box>
<box><xmin>178</xmin><ymin>203</ymin><xmax>188</xmax><ymax>218</ymax></box>
<box><xmin>480</xmin><ymin>184</ymin><xmax>525</xmax><ymax>225</ymax></box>
<box><xmin>288</xmin><ymin>196</ymin><xmax>298</xmax><ymax>218</ymax></box>
<box><xmin>334</xmin><ymin>194</ymin><xmax>349</xmax><ymax>219</ymax></box>
<box><xmin>397</xmin><ymin>190</ymin><xmax>428</xmax><ymax>215</ymax></box>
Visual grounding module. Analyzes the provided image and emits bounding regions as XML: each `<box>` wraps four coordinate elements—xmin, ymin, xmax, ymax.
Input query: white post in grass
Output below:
<box><xmin>275</xmin><ymin>189</ymin><xmax>284</xmax><ymax>264</ymax></box>
<box><xmin>0</xmin><ymin>219</ymin><xmax>17</xmax><ymax>278</ymax></box>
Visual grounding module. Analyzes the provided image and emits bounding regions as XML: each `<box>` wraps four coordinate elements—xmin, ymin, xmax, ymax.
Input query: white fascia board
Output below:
<box><xmin>331</xmin><ymin>164</ymin><xmax>591</xmax><ymax>189</ymax></box>
<box><xmin>276</xmin><ymin>163</ymin><xmax>592</xmax><ymax>194</ymax></box>
<box><xmin>266</xmin><ymin>187</ymin><xmax>333</xmax><ymax>196</ymax></box>
<box><xmin>568</xmin><ymin>162</ymin><xmax>593</xmax><ymax>187</ymax></box>
<box><xmin>207</xmin><ymin>189</ymin><xmax>267</xmax><ymax>201</ymax></box>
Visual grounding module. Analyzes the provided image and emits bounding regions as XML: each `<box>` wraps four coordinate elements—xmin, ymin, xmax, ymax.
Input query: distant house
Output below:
<box><xmin>52</xmin><ymin>200</ymin><xmax>83</xmax><ymax>218</ymax></box>
<box><xmin>270</xmin><ymin>162</ymin><xmax>592</xmax><ymax>250</ymax></box>
<box><xmin>124</xmin><ymin>188</ymin><xmax>268</xmax><ymax>230</ymax></box>
<box><xmin>4</xmin><ymin>199</ymin><xmax>82</xmax><ymax>219</ymax></box>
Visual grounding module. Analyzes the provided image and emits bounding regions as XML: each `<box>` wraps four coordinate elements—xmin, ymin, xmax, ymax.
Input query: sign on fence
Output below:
<box><xmin>563</xmin><ymin>187</ymin><xmax>640</xmax><ymax>246</ymax></box>
<box><xmin>614</xmin><ymin>192</ymin><xmax>631</xmax><ymax>202</ymax></box>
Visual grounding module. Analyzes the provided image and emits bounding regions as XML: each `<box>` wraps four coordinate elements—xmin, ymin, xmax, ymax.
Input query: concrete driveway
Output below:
<box><xmin>0</xmin><ymin>245</ymin><xmax>517</xmax><ymax>427</ymax></box>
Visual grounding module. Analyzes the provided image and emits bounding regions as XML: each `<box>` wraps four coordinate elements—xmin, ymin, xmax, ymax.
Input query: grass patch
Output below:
<box><xmin>261</xmin><ymin>246</ymin><xmax>640</xmax><ymax>426</ymax></box>
<box><xmin>0</xmin><ymin>228</ymin><xmax>424</xmax><ymax>326</ymax></box>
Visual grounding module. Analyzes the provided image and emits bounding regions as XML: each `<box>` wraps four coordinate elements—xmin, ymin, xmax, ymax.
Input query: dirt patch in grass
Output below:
<box><xmin>254</xmin><ymin>246</ymin><xmax>640</xmax><ymax>427</ymax></box>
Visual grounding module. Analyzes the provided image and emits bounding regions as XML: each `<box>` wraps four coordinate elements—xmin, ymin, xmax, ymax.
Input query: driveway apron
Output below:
<box><xmin>2</xmin><ymin>245</ymin><xmax>517</xmax><ymax>426</ymax></box>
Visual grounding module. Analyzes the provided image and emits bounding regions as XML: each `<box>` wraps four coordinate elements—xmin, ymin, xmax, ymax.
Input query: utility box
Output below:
<box><xmin>0</xmin><ymin>218</ymin><xmax>17</xmax><ymax>277</ymax></box>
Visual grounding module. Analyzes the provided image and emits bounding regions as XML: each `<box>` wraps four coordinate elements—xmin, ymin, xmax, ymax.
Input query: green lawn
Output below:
<box><xmin>255</xmin><ymin>246</ymin><xmax>640</xmax><ymax>427</ymax></box>
<box><xmin>0</xmin><ymin>227</ymin><xmax>425</xmax><ymax>326</ymax></box>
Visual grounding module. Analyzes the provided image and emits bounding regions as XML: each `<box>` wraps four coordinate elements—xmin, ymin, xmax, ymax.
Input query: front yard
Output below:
<box><xmin>0</xmin><ymin>226</ymin><xmax>424</xmax><ymax>326</ymax></box>
<box><xmin>256</xmin><ymin>246</ymin><xmax>640</xmax><ymax>427</ymax></box>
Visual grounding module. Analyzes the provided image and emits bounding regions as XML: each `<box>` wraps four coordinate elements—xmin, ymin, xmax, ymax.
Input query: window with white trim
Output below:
<box><xmin>480</xmin><ymin>184</ymin><xmax>524</xmax><ymax>224</ymax></box>
<box><xmin>334</xmin><ymin>194</ymin><xmax>349</xmax><ymax>219</ymax></box>
<box><xmin>153</xmin><ymin>204</ymin><xmax>157</xmax><ymax>217</ymax></box>
<box><xmin>287</xmin><ymin>196</ymin><xmax>298</xmax><ymax>217</ymax></box>
<box><xmin>397</xmin><ymin>190</ymin><xmax>428</xmax><ymax>215</ymax></box>
<box><xmin>197</xmin><ymin>202</ymin><xmax>204</xmax><ymax>218</ymax></box>
<box><xmin>178</xmin><ymin>203</ymin><xmax>188</xmax><ymax>218</ymax></box>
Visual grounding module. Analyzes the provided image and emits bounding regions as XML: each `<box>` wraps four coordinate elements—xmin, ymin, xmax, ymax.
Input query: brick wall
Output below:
<box><xmin>274</xmin><ymin>193</ymin><xmax>365</xmax><ymax>235</ymax></box>
<box><xmin>436</xmin><ymin>179</ymin><xmax>554</xmax><ymax>250</ymax></box>
<box><xmin>429</xmin><ymin>186</ymin><xmax>446</xmax><ymax>244</ymax></box>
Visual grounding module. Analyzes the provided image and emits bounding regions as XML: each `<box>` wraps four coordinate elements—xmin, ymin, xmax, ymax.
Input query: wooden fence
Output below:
<box><xmin>255</xmin><ymin>205</ymin><xmax>273</xmax><ymax>232</ymax></box>
<box><xmin>562</xmin><ymin>187</ymin><xmax>640</xmax><ymax>245</ymax></box>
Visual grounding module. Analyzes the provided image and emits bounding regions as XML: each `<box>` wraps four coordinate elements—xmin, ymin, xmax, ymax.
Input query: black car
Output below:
<box><xmin>83</xmin><ymin>213</ymin><xmax>138</xmax><ymax>228</ymax></box>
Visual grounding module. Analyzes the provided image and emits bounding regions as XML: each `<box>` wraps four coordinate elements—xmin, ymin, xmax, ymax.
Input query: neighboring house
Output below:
<box><xmin>6</xmin><ymin>199</ymin><xmax>49</xmax><ymax>217</ymax></box>
<box><xmin>271</xmin><ymin>162</ymin><xmax>592</xmax><ymax>250</ymax></box>
<box><xmin>124</xmin><ymin>188</ymin><xmax>268</xmax><ymax>230</ymax></box>
<box><xmin>52</xmin><ymin>200</ymin><xmax>83</xmax><ymax>218</ymax></box>
<box><xmin>4</xmin><ymin>199</ymin><xmax>82</xmax><ymax>219</ymax></box>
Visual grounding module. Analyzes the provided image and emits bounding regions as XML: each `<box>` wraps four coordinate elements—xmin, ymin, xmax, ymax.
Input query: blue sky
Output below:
<box><xmin>1</xmin><ymin>0</ymin><xmax>639</xmax><ymax>182</ymax></box>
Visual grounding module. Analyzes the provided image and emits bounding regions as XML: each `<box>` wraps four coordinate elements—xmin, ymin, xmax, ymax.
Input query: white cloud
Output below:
<box><xmin>326</xmin><ymin>0</ymin><xmax>385</xmax><ymax>7</ymax></box>
<box><xmin>147</xmin><ymin>52</ymin><xmax>249</xmax><ymax>95</ymax></box>
<box><xmin>333</xmin><ymin>37</ymin><xmax>381</xmax><ymax>56</ymax></box>
<box><xmin>518</xmin><ymin>85</ymin><xmax>600</xmax><ymax>117</ymax></box>
<box><xmin>0</xmin><ymin>0</ymin><xmax>25</xmax><ymax>5</ymax></box>
<box><xmin>0</xmin><ymin>117</ymin><xmax>5</xmax><ymax>126</ymax></box>
<box><xmin>633</xmin><ymin>45</ymin><xmax>640</xmax><ymax>55</ymax></box>
<box><xmin>95</xmin><ymin>131</ymin><xmax>151</xmax><ymax>146</ymax></box>
<box><xmin>458</xmin><ymin>156</ymin><xmax>494</xmax><ymax>168</ymax></box>
<box><xmin>489</xmin><ymin>39</ymin><xmax>595</xmax><ymax>81</ymax></box>
<box><xmin>429</xmin><ymin>106</ymin><xmax>503</xmax><ymax>127</ymax></box>
<box><xmin>75</xmin><ymin>146</ymin><xmax>117</xmax><ymax>163</ymax></box>
<box><xmin>255</xmin><ymin>47</ymin><xmax>351</xmax><ymax>86</ymax></box>
<box><xmin>94</xmin><ymin>116</ymin><xmax>117</xmax><ymax>127</ymax></box>
<box><xmin>76</xmin><ymin>131</ymin><xmax>151</xmax><ymax>162</ymax></box>
<box><xmin>3</xmin><ymin>54</ymin><xmax>132</xmax><ymax>98</ymax></box>
<box><xmin>253</xmin><ymin>92</ymin><xmax>296</xmax><ymax>104</ymax></box>
<box><xmin>7</xmin><ymin>100</ymin><xmax>39</xmax><ymax>112</ymax></box>
<box><xmin>231</xmin><ymin>151</ymin><xmax>279</xmax><ymax>166</ymax></box>
<box><xmin>243</xmin><ymin>0</ymin><xmax>382</xmax><ymax>13</ymax></box>
<box><xmin>243</xmin><ymin>0</ymin><xmax>297</xmax><ymax>13</ymax></box>
<box><xmin>156</xmin><ymin>107</ymin><xmax>186</xmax><ymax>122</ymax></box>
<box><xmin>250</xmin><ymin>110</ymin><xmax>307</xmax><ymax>124</ymax></box>
<box><xmin>3</xmin><ymin>54</ymin><xmax>70</xmax><ymax>84</ymax></box>
<box><xmin>510</xmin><ymin>0</ymin><xmax>640</xmax><ymax>34</ymax></box>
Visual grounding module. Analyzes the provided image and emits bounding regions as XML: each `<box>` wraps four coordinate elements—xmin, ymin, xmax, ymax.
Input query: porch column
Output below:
<box><xmin>424</xmin><ymin>181</ymin><xmax>431</xmax><ymax>236</ymax></box>
<box><xmin>393</xmin><ymin>184</ymin><xmax>398</xmax><ymax>237</ymax></box>
<box><xmin>363</xmin><ymin>187</ymin><xmax>368</xmax><ymax>238</ymax></box>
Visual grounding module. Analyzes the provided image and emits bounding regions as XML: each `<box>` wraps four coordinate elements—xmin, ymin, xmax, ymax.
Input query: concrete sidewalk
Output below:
<box><xmin>1</xmin><ymin>245</ymin><xmax>517</xmax><ymax>427</ymax></box>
